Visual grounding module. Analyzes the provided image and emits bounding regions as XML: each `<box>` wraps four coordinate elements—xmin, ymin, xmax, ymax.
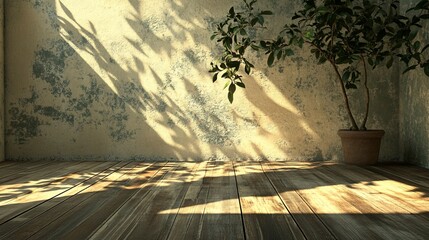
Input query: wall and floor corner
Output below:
<box><xmin>1</xmin><ymin>0</ymin><xmax>425</xmax><ymax>167</ymax></box>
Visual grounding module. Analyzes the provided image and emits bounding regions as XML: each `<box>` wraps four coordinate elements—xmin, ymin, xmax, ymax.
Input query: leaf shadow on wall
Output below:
<box><xmin>7</xmin><ymin>0</ymin><xmax>338</xmax><ymax>161</ymax></box>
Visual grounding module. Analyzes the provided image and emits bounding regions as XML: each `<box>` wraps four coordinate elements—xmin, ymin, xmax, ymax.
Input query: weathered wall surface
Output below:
<box><xmin>5</xmin><ymin>0</ymin><xmax>399</xmax><ymax>161</ymax></box>
<box><xmin>0</xmin><ymin>0</ymin><xmax>4</xmax><ymax>162</ymax></box>
<box><xmin>400</xmin><ymin>1</ymin><xmax>429</xmax><ymax>168</ymax></box>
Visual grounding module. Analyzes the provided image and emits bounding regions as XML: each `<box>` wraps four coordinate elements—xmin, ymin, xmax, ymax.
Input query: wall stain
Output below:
<box><xmin>186</xmin><ymin>86</ymin><xmax>237</xmax><ymax>146</ymax></box>
<box><xmin>33</xmin><ymin>40</ymin><xmax>75</xmax><ymax>97</ymax></box>
<box><xmin>8</xmin><ymin>39</ymin><xmax>143</xmax><ymax>144</ymax></box>
<box><xmin>34</xmin><ymin>105</ymin><xmax>75</xmax><ymax>124</ymax></box>
<box><xmin>7</xmin><ymin>107</ymin><xmax>43</xmax><ymax>144</ymax></box>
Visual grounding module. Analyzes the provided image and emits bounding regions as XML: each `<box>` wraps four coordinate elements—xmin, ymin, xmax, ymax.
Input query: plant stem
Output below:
<box><xmin>330</xmin><ymin>60</ymin><xmax>359</xmax><ymax>130</ymax></box>
<box><xmin>360</xmin><ymin>55</ymin><xmax>370</xmax><ymax>130</ymax></box>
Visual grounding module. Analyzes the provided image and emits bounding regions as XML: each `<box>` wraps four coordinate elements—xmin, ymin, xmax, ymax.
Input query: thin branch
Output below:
<box><xmin>360</xmin><ymin>55</ymin><xmax>370</xmax><ymax>130</ymax></box>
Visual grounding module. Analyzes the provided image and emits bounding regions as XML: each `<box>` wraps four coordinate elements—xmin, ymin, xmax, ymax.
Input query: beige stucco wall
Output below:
<box><xmin>0</xmin><ymin>0</ymin><xmax>4</xmax><ymax>162</ymax></box>
<box><xmin>400</xmin><ymin>1</ymin><xmax>429</xmax><ymax>168</ymax></box>
<box><xmin>5</xmin><ymin>0</ymin><xmax>399</xmax><ymax>161</ymax></box>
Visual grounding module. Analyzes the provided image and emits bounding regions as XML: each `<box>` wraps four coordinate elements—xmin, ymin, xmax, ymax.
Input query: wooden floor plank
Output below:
<box><xmin>0</xmin><ymin>161</ymin><xmax>114</xmax><ymax>204</ymax></box>
<box><xmin>24</xmin><ymin>162</ymin><xmax>164</xmax><ymax>240</ymax></box>
<box><xmin>261</xmin><ymin>162</ymin><xmax>335</xmax><ymax>240</ymax></box>
<box><xmin>385</xmin><ymin>165</ymin><xmax>429</xmax><ymax>180</ymax></box>
<box><xmin>0</xmin><ymin>161</ymin><xmax>428</xmax><ymax>240</ymax></box>
<box><xmin>313</xmin><ymin>164</ymin><xmax>429</xmax><ymax>239</ymax></box>
<box><xmin>266</xmin><ymin>162</ymin><xmax>429</xmax><ymax>239</ymax></box>
<box><xmin>89</xmin><ymin>162</ymin><xmax>199</xmax><ymax>240</ymax></box>
<box><xmin>167</xmin><ymin>161</ymin><xmax>245</xmax><ymax>240</ymax></box>
<box><xmin>0</xmin><ymin>161</ymin><xmax>129</xmax><ymax>239</ymax></box>
<box><xmin>57</xmin><ymin>162</ymin><xmax>165</xmax><ymax>240</ymax></box>
<box><xmin>367</xmin><ymin>165</ymin><xmax>429</xmax><ymax>189</ymax></box>
<box><xmin>0</xmin><ymin>161</ymin><xmax>49</xmax><ymax>174</ymax></box>
<box><xmin>0</xmin><ymin>161</ymin><xmax>63</xmax><ymax>184</ymax></box>
<box><xmin>0</xmin><ymin>161</ymin><xmax>113</xmax><ymax>224</ymax></box>
<box><xmin>0</xmin><ymin>161</ymin><xmax>121</xmax><ymax>238</ymax></box>
<box><xmin>0</xmin><ymin>161</ymin><xmax>86</xmax><ymax>191</ymax></box>
<box><xmin>234</xmin><ymin>162</ymin><xmax>305</xmax><ymax>240</ymax></box>
<box><xmin>324</xmin><ymin>164</ymin><xmax>429</xmax><ymax>219</ymax></box>
<box><xmin>264</xmin><ymin>162</ymin><xmax>383</xmax><ymax>239</ymax></box>
<box><xmin>0</xmin><ymin>161</ymin><xmax>19</xmax><ymax>168</ymax></box>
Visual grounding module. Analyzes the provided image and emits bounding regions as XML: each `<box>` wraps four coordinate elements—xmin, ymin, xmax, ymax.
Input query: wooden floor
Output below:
<box><xmin>0</xmin><ymin>161</ymin><xmax>428</xmax><ymax>239</ymax></box>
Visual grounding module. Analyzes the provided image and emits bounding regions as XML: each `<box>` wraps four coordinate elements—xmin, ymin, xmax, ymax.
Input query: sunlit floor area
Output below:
<box><xmin>0</xmin><ymin>161</ymin><xmax>428</xmax><ymax>239</ymax></box>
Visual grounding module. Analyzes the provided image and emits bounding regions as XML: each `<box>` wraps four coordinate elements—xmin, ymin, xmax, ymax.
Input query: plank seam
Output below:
<box><xmin>87</xmin><ymin>161</ymin><xmax>175</xmax><ymax>239</ymax></box>
<box><xmin>21</xmin><ymin>161</ymin><xmax>132</xmax><ymax>239</ymax></box>
<box><xmin>0</xmin><ymin>161</ymin><xmax>119</xmax><ymax>227</ymax></box>
<box><xmin>261</xmin><ymin>163</ymin><xmax>338</xmax><ymax>240</ymax></box>
<box><xmin>232</xmin><ymin>161</ymin><xmax>247</xmax><ymax>240</ymax></box>
<box><xmin>164</xmin><ymin>162</ymin><xmax>204</xmax><ymax>240</ymax></box>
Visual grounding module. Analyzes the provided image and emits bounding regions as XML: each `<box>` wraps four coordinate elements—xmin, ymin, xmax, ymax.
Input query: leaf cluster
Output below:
<box><xmin>210</xmin><ymin>0</ymin><xmax>429</xmax><ymax>102</ymax></box>
<box><xmin>209</xmin><ymin>0</ymin><xmax>272</xmax><ymax>103</ymax></box>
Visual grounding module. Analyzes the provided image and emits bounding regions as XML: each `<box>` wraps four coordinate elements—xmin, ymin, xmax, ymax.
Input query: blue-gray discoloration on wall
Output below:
<box><xmin>5</xmin><ymin>0</ymin><xmax>403</xmax><ymax>161</ymax></box>
<box><xmin>33</xmin><ymin>41</ymin><xmax>75</xmax><ymax>97</ymax></box>
<box><xmin>7</xmin><ymin>107</ymin><xmax>43</xmax><ymax>144</ymax></box>
<box><xmin>8</xmin><ymin>39</ymin><xmax>144</xmax><ymax>144</ymax></box>
<box><xmin>34</xmin><ymin>105</ymin><xmax>74</xmax><ymax>124</ymax></box>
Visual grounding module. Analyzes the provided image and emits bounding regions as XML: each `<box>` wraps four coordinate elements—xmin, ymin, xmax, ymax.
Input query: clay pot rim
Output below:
<box><xmin>337</xmin><ymin>129</ymin><xmax>385</xmax><ymax>138</ymax></box>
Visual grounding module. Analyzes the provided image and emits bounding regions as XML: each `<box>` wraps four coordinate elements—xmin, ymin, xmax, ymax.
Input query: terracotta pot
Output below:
<box><xmin>337</xmin><ymin>130</ymin><xmax>385</xmax><ymax>165</ymax></box>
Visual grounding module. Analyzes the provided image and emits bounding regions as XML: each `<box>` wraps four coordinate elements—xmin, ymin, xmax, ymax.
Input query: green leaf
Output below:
<box><xmin>342</xmin><ymin>71</ymin><xmax>351</xmax><ymax>82</ymax></box>
<box><xmin>261</xmin><ymin>11</ymin><xmax>273</xmax><ymax>15</ymax></box>
<box><xmin>292</xmin><ymin>13</ymin><xmax>301</xmax><ymax>20</ymax></box>
<box><xmin>236</xmin><ymin>82</ymin><xmax>246</xmax><ymax>88</ymax></box>
<box><xmin>213</xmin><ymin>72</ymin><xmax>219</xmax><ymax>82</ymax></box>
<box><xmin>386</xmin><ymin>26</ymin><xmax>395</xmax><ymax>33</ymax></box>
<box><xmin>386</xmin><ymin>57</ymin><xmax>394</xmax><ymax>69</ymax></box>
<box><xmin>277</xmin><ymin>50</ymin><xmax>282</xmax><ymax>60</ymax></box>
<box><xmin>227</xmin><ymin>61</ymin><xmax>240</xmax><ymax>70</ymax></box>
<box><xmin>403</xmin><ymin>64</ymin><xmax>417</xmax><ymax>74</ymax></box>
<box><xmin>318</xmin><ymin>56</ymin><xmax>327</xmax><ymax>64</ymax></box>
<box><xmin>229</xmin><ymin>7</ymin><xmax>235</xmax><ymax>16</ymax></box>
<box><xmin>414</xmin><ymin>41</ymin><xmax>421</xmax><ymax>50</ymax></box>
<box><xmin>285</xmin><ymin>49</ymin><xmax>294</xmax><ymax>56</ymax></box>
<box><xmin>251</xmin><ymin>44</ymin><xmax>260</xmax><ymax>50</ymax></box>
<box><xmin>424</xmin><ymin>64</ymin><xmax>429</xmax><ymax>77</ymax></box>
<box><xmin>251</xmin><ymin>17</ymin><xmax>259</xmax><ymax>26</ymax></box>
<box><xmin>420</xmin><ymin>14</ymin><xmax>429</xmax><ymax>19</ymax></box>
<box><xmin>228</xmin><ymin>83</ymin><xmax>236</xmax><ymax>103</ymax></box>
<box><xmin>223</xmin><ymin>81</ymin><xmax>230</xmax><ymax>89</ymax></box>
<box><xmin>223</xmin><ymin>37</ymin><xmax>232</xmax><ymax>50</ymax></box>
<box><xmin>267</xmin><ymin>52</ymin><xmax>275</xmax><ymax>66</ymax></box>
<box><xmin>345</xmin><ymin>82</ymin><xmax>357</xmax><ymax>89</ymax></box>
<box><xmin>422</xmin><ymin>43</ymin><xmax>429</xmax><ymax>53</ymax></box>
<box><xmin>229</xmin><ymin>82</ymin><xmax>236</xmax><ymax>94</ymax></box>
<box><xmin>409</xmin><ymin>29</ymin><xmax>418</xmax><ymax>41</ymax></box>
<box><xmin>228</xmin><ymin>91</ymin><xmax>234</xmax><ymax>103</ymax></box>
<box><xmin>245</xmin><ymin>64</ymin><xmax>251</xmax><ymax>74</ymax></box>
<box><xmin>258</xmin><ymin>15</ymin><xmax>264</xmax><ymax>25</ymax></box>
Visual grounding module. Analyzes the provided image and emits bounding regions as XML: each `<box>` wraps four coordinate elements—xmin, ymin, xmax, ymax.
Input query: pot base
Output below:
<box><xmin>338</xmin><ymin>130</ymin><xmax>385</xmax><ymax>165</ymax></box>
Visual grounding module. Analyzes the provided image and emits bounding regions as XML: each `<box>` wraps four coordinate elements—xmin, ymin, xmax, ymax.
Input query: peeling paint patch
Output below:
<box><xmin>7</xmin><ymin>107</ymin><xmax>42</xmax><ymax>144</ymax></box>
<box><xmin>8</xmin><ymin>38</ymin><xmax>144</xmax><ymax>144</ymax></box>
<box><xmin>33</xmin><ymin>40</ymin><xmax>75</xmax><ymax>97</ymax></box>
<box><xmin>34</xmin><ymin>105</ymin><xmax>74</xmax><ymax>124</ymax></box>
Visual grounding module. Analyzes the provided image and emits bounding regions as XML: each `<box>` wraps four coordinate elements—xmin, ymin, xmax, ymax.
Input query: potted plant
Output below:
<box><xmin>209</xmin><ymin>0</ymin><xmax>429</xmax><ymax>165</ymax></box>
